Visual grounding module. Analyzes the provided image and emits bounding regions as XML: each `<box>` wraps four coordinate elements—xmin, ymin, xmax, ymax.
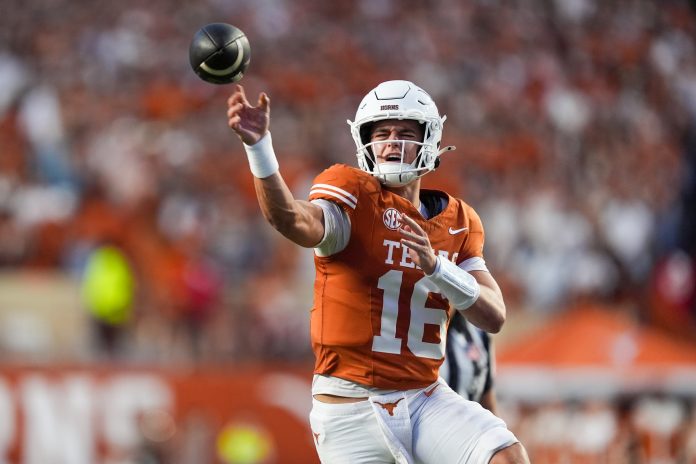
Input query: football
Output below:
<box><xmin>189</xmin><ymin>23</ymin><xmax>251</xmax><ymax>85</ymax></box>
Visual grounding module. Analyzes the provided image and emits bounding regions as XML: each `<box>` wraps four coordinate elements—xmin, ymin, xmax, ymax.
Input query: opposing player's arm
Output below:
<box><xmin>227</xmin><ymin>85</ymin><xmax>325</xmax><ymax>248</ymax></box>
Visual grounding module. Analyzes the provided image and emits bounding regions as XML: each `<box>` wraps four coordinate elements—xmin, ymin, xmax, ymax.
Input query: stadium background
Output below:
<box><xmin>1</xmin><ymin>0</ymin><xmax>696</xmax><ymax>462</ymax></box>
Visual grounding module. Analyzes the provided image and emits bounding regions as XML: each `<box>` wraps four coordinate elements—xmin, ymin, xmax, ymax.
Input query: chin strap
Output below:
<box><xmin>432</xmin><ymin>145</ymin><xmax>456</xmax><ymax>170</ymax></box>
<box><xmin>438</xmin><ymin>145</ymin><xmax>457</xmax><ymax>156</ymax></box>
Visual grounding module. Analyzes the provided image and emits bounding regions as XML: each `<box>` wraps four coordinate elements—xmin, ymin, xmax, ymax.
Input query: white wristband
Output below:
<box><xmin>244</xmin><ymin>132</ymin><xmax>279</xmax><ymax>178</ymax></box>
<box><xmin>426</xmin><ymin>256</ymin><xmax>480</xmax><ymax>310</ymax></box>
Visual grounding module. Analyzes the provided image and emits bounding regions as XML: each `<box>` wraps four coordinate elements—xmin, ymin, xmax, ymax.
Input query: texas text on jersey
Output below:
<box><xmin>308</xmin><ymin>164</ymin><xmax>485</xmax><ymax>390</ymax></box>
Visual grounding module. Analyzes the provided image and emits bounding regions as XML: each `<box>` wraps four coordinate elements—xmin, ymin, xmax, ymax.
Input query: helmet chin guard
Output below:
<box><xmin>347</xmin><ymin>80</ymin><xmax>450</xmax><ymax>187</ymax></box>
<box><xmin>375</xmin><ymin>163</ymin><xmax>420</xmax><ymax>187</ymax></box>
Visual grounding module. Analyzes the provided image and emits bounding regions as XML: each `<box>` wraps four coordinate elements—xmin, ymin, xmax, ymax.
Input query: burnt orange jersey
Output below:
<box><xmin>308</xmin><ymin>164</ymin><xmax>485</xmax><ymax>390</ymax></box>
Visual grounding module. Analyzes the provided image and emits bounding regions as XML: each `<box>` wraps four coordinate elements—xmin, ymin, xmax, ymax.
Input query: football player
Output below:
<box><xmin>227</xmin><ymin>80</ymin><xmax>529</xmax><ymax>464</ymax></box>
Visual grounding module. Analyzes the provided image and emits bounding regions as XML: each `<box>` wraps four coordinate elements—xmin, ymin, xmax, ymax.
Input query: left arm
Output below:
<box><xmin>399</xmin><ymin>214</ymin><xmax>506</xmax><ymax>333</ymax></box>
<box><xmin>462</xmin><ymin>270</ymin><xmax>506</xmax><ymax>334</ymax></box>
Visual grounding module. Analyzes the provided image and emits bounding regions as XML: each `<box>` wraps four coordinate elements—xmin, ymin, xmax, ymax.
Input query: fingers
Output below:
<box><xmin>259</xmin><ymin>92</ymin><xmax>270</xmax><ymax>111</ymax></box>
<box><xmin>401</xmin><ymin>238</ymin><xmax>438</xmax><ymax>275</ymax></box>
<box><xmin>227</xmin><ymin>115</ymin><xmax>240</xmax><ymax>129</ymax></box>
<box><xmin>228</xmin><ymin>85</ymin><xmax>269</xmax><ymax>112</ymax></box>
<box><xmin>399</xmin><ymin>227</ymin><xmax>425</xmax><ymax>243</ymax></box>
<box><xmin>399</xmin><ymin>213</ymin><xmax>431</xmax><ymax>251</ymax></box>
<box><xmin>398</xmin><ymin>214</ymin><xmax>437</xmax><ymax>273</ymax></box>
<box><xmin>227</xmin><ymin>100</ymin><xmax>243</xmax><ymax>130</ymax></box>
<box><xmin>401</xmin><ymin>214</ymin><xmax>426</xmax><ymax>235</ymax></box>
<box><xmin>227</xmin><ymin>102</ymin><xmax>243</xmax><ymax>118</ymax></box>
<box><xmin>399</xmin><ymin>229</ymin><xmax>430</xmax><ymax>252</ymax></box>
<box><xmin>237</xmin><ymin>84</ymin><xmax>249</xmax><ymax>105</ymax></box>
<box><xmin>227</xmin><ymin>84</ymin><xmax>250</xmax><ymax>108</ymax></box>
<box><xmin>399</xmin><ymin>214</ymin><xmax>428</xmax><ymax>243</ymax></box>
<box><xmin>400</xmin><ymin>239</ymin><xmax>427</xmax><ymax>252</ymax></box>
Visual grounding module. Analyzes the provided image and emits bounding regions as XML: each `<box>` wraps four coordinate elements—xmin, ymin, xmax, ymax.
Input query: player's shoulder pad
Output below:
<box><xmin>309</xmin><ymin>164</ymin><xmax>374</xmax><ymax>211</ymax></box>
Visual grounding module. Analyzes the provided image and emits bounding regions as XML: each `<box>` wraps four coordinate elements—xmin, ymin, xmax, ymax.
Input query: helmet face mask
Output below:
<box><xmin>347</xmin><ymin>80</ymin><xmax>445</xmax><ymax>187</ymax></box>
<box><xmin>361</xmin><ymin>138</ymin><xmax>428</xmax><ymax>187</ymax></box>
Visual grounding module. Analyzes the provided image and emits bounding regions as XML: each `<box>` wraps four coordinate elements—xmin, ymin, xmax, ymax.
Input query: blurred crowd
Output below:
<box><xmin>2</xmin><ymin>0</ymin><xmax>695</xmax><ymax>361</ymax></box>
<box><xmin>503</xmin><ymin>395</ymin><xmax>696</xmax><ymax>464</ymax></box>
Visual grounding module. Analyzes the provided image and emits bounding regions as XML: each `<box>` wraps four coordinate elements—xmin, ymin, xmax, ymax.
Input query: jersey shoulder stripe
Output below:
<box><xmin>309</xmin><ymin>184</ymin><xmax>357</xmax><ymax>209</ymax></box>
<box><xmin>309</xmin><ymin>164</ymin><xmax>370</xmax><ymax>211</ymax></box>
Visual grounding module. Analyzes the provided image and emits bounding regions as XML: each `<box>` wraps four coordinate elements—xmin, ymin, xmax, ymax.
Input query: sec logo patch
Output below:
<box><xmin>383</xmin><ymin>208</ymin><xmax>403</xmax><ymax>230</ymax></box>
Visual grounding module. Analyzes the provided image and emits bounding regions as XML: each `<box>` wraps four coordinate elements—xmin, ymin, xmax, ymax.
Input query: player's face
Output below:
<box><xmin>370</xmin><ymin>119</ymin><xmax>424</xmax><ymax>165</ymax></box>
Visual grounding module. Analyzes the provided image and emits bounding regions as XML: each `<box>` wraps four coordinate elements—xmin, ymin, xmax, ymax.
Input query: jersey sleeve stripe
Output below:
<box><xmin>311</xmin><ymin>184</ymin><xmax>358</xmax><ymax>203</ymax></box>
<box><xmin>309</xmin><ymin>188</ymin><xmax>357</xmax><ymax>209</ymax></box>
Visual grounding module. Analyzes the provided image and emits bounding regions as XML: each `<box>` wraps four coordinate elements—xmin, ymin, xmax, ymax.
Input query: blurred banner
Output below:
<box><xmin>495</xmin><ymin>306</ymin><xmax>696</xmax><ymax>464</ymax></box>
<box><xmin>0</xmin><ymin>364</ymin><xmax>318</xmax><ymax>464</ymax></box>
<box><xmin>497</xmin><ymin>305</ymin><xmax>696</xmax><ymax>401</ymax></box>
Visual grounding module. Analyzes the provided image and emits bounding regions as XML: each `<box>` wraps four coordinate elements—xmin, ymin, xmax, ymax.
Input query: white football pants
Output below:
<box><xmin>309</xmin><ymin>379</ymin><xmax>518</xmax><ymax>463</ymax></box>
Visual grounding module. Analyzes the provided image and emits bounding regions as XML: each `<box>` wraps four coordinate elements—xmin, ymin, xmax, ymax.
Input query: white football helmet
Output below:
<box><xmin>347</xmin><ymin>80</ymin><xmax>453</xmax><ymax>187</ymax></box>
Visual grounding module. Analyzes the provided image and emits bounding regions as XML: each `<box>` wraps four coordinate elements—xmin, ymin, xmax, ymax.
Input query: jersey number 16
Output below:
<box><xmin>372</xmin><ymin>270</ymin><xmax>448</xmax><ymax>360</ymax></box>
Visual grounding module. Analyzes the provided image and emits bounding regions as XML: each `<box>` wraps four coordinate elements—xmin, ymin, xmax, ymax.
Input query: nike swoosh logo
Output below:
<box><xmin>448</xmin><ymin>227</ymin><xmax>469</xmax><ymax>235</ymax></box>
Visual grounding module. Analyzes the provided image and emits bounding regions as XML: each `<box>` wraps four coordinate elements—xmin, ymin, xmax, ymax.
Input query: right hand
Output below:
<box><xmin>227</xmin><ymin>84</ymin><xmax>270</xmax><ymax>146</ymax></box>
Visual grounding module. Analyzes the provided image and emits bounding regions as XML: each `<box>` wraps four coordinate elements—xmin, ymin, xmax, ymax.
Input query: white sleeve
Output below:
<box><xmin>311</xmin><ymin>199</ymin><xmax>351</xmax><ymax>257</ymax></box>
<box><xmin>458</xmin><ymin>256</ymin><xmax>489</xmax><ymax>273</ymax></box>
